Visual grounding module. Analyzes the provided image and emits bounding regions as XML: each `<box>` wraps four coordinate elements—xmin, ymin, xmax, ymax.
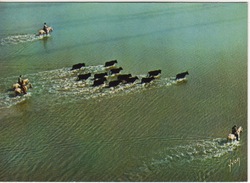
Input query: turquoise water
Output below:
<box><xmin>0</xmin><ymin>3</ymin><xmax>247</xmax><ymax>181</ymax></box>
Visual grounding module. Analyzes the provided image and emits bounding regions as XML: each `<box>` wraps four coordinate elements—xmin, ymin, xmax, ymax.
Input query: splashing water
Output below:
<box><xmin>0</xmin><ymin>34</ymin><xmax>40</xmax><ymax>46</ymax></box>
<box><xmin>0</xmin><ymin>65</ymin><xmax>178</xmax><ymax>109</ymax></box>
<box><xmin>123</xmin><ymin>138</ymin><xmax>241</xmax><ymax>181</ymax></box>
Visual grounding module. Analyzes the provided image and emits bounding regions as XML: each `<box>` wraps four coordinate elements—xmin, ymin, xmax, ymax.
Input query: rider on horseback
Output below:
<box><xmin>20</xmin><ymin>80</ymin><xmax>27</xmax><ymax>94</ymax></box>
<box><xmin>17</xmin><ymin>75</ymin><xmax>27</xmax><ymax>94</ymax></box>
<box><xmin>18</xmin><ymin>75</ymin><xmax>23</xmax><ymax>85</ymax></box>
<box><xmin>43</xmin><ymin>22</ymin><xmax>48</xmax><ymax>34</ymax></box>
<box><xmin>232</xmin><ymin>125</ymin><xmax>239</xmax><ymax>141</ymax></box>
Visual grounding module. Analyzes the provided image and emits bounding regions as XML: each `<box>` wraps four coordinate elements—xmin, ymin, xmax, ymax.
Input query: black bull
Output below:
<box><xmin>141</xmin><ymin>77</ymin><xmax>155</xmax><ymax>84</ymax></box>
<box><xmin>176</xmin><ymin>71</ymin><xmax>189</xmax><ymax>80</ymax></box>
<box><xmin>147</xmin><ymin>70</ymin><xmax>161</xmax><ymax>77</ymax></box>
<box><xmin>78</xmin><ymin>73</ymin><xmax>91</xmax><ymax>81</ymax></box>
<box><xmin>71</xmin><ymin>63</ymin><xmax>85</xmax><ymax>70</ymax></box>
<box><xmin>105</xmin><ymin>60</ymin><xmax>117</xmax><ymax>67</ymax></box>
<box><xmin>93</xmin><ymin>78</ymin><xmax>107</xmax><ymax>86</ymax></box>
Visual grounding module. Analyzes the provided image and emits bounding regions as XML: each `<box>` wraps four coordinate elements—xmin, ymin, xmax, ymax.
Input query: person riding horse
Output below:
<box><xmin>18</xmin><ymin>75</ymin><xmax>23</xmax><ymax>85</ymax></box>
<box><xmin>17</xmin><ymin>75</ymin><xmax>27</xmax><ymax>94</ymax></box>
<box><xmin>43</xmin><ymin>22</ymin><xmax>48</xmax><ymax>34</ymax></box>
<box><xmin>38</xmin><ymin>23</ymin><xmax>53</xmax><ymax>36</ymax></box>
<box><xmin>232</xmin><ymin>125</ymin><xmax>239</xmax><ymax>141</ymax></box>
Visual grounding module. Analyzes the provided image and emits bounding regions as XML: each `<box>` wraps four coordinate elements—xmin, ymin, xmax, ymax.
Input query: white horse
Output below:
<box><xmin>13</xmin><ymin>83</ymin><xmax>20</xmax><ymax>89</ymax></box>
<box><xmin>22</xmin><ymin>79</ymin><xmax>30</xmax><ymax>85</ymax></box>
<box><xmin>13</xmin><ymin>79</ymin><xmax>32</xmax><ymax>96</ymax></box>
<box><xmin>14</xmin><ymin>86</ymin><xmax>28</xmax><ymax>96</ymax></box>
<box><xmin>12</xmin><ymin>79</ymin><xmax>31</xmax><ymax>89</ymax></box>
<box><xmin>38</xmin><ymin>27</ymin><xmax>53</xmax><ymax>36</ymax></box>
<box><xmin>227</xmin><ymin>126</ymin><xmax>243</xmax><ymax>141</ymax></box>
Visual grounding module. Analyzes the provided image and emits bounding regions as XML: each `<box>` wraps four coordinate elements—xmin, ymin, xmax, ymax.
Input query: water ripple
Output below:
<box><xmin>123</xmin><ymin>138</ymin><xmax>241</xmax><ymax>181</ymax></box>
<box><xmin>0</xmin><ymin>34</ymin><xmax>40</xmax><ymax>46</ymax></box>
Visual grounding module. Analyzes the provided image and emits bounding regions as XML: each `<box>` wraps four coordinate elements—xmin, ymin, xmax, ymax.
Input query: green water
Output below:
<box><xmin>0</xmin><ymin>3</ymin><xmax>247</xmax><ymax>181</ymax></box>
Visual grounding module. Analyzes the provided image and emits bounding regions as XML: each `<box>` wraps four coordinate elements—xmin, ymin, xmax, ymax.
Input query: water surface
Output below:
<box><xmin>0</xmin><ymin>2</ymin><xmax>247</xmax><ymax>181</ymax></box>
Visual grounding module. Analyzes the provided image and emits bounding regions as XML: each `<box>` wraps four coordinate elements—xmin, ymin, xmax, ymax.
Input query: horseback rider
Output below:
<box><xmin>17</xmin><ymin>75</ymin><xmax>27</xmax><ymax>94</ymax></box>
<box><xmin>20</xmin><ymin>80</ymin><xmax>27</xmax><ymax>94</ymax></box>
<box><xmin>43</xmin><ymin>22</ymin><xmax>48</xmax><ymax>34</ymax></box>
<box><xmin>232</xmin><ymin>125</ymin><xmax>239</xmax><ymax>141</ymax></box>
<box><xmin>18</xmin><ymin>75</ymin><xmax>23</xmax><ymax>85</ymax></box>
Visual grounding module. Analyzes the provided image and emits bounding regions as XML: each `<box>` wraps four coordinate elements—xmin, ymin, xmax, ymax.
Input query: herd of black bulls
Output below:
<box><xmin>71</xmin><ymin>60</ymin><xmax>189</xmax><ymax>88</ymax></box>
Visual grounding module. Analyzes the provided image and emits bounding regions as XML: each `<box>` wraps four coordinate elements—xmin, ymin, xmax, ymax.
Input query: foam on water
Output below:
<box><xmin>0</xmin><ymin>34</ymin><xmax>40</xmax><ymax>46</ymax></box>
<box><xmin>0</xmin><ymin>92</ymin><xmax>31</xmax><ymax>109</ymax></box>
<box><xmin>0</xmin><ymin>65</ymin><xmax>177</xmax><ymax>109</ymax></box>
<box><xmin>123</xmin><ymin>138</ymin><xmax>241</xmax><ymax>181</ymax></box>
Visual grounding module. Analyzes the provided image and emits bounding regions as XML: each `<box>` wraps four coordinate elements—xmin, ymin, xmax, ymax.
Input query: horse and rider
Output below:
<box><xmin>38</xmin><ymin>23</ymin><xmax>53</xmax><ymax>36</ymax></box>
<box><xmin>18</xmin><ymin>75</ymin><xmax>27</xmax><ymax>94</ymax></box>
<box><xmin>14</xmin><ymin>75</ymin><xmax>32</xmax><ymax>96</ymax></box>
<box><xmin>231</xmin><ymin>125</ymin><xmax>239</xmax><ymax>141</ymax></box>
<box><xmin>227</xmin><ymin>125</ymin><xmax>243</xmax><ymax>142</ymax></box>
<box><xmin>43</xmin><ymin>22</ymin><xmax>49</xmax><ymax>34</ymax></box>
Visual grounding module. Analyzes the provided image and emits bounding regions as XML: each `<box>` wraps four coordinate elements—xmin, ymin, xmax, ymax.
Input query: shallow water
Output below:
<box><xmin>0</xmin><ymin>2</ymin><xmax>247</xmax><ymax>181</ymax></box>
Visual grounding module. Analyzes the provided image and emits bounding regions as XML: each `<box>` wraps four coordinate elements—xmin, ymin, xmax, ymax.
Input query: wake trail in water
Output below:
<box><xmin>0</xmin><ymin>34</ymin><xmax>43</xmax><ymax>46</ymax></box>
<box><xmin>122</xmin><ymin>138</ymin><xmax>241</xmax><ymax>181</ymax></box>
<box><xmin>0</xmin><ymin>65</ymin><xmax>179</xmax><ymax>109</ymax></box>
